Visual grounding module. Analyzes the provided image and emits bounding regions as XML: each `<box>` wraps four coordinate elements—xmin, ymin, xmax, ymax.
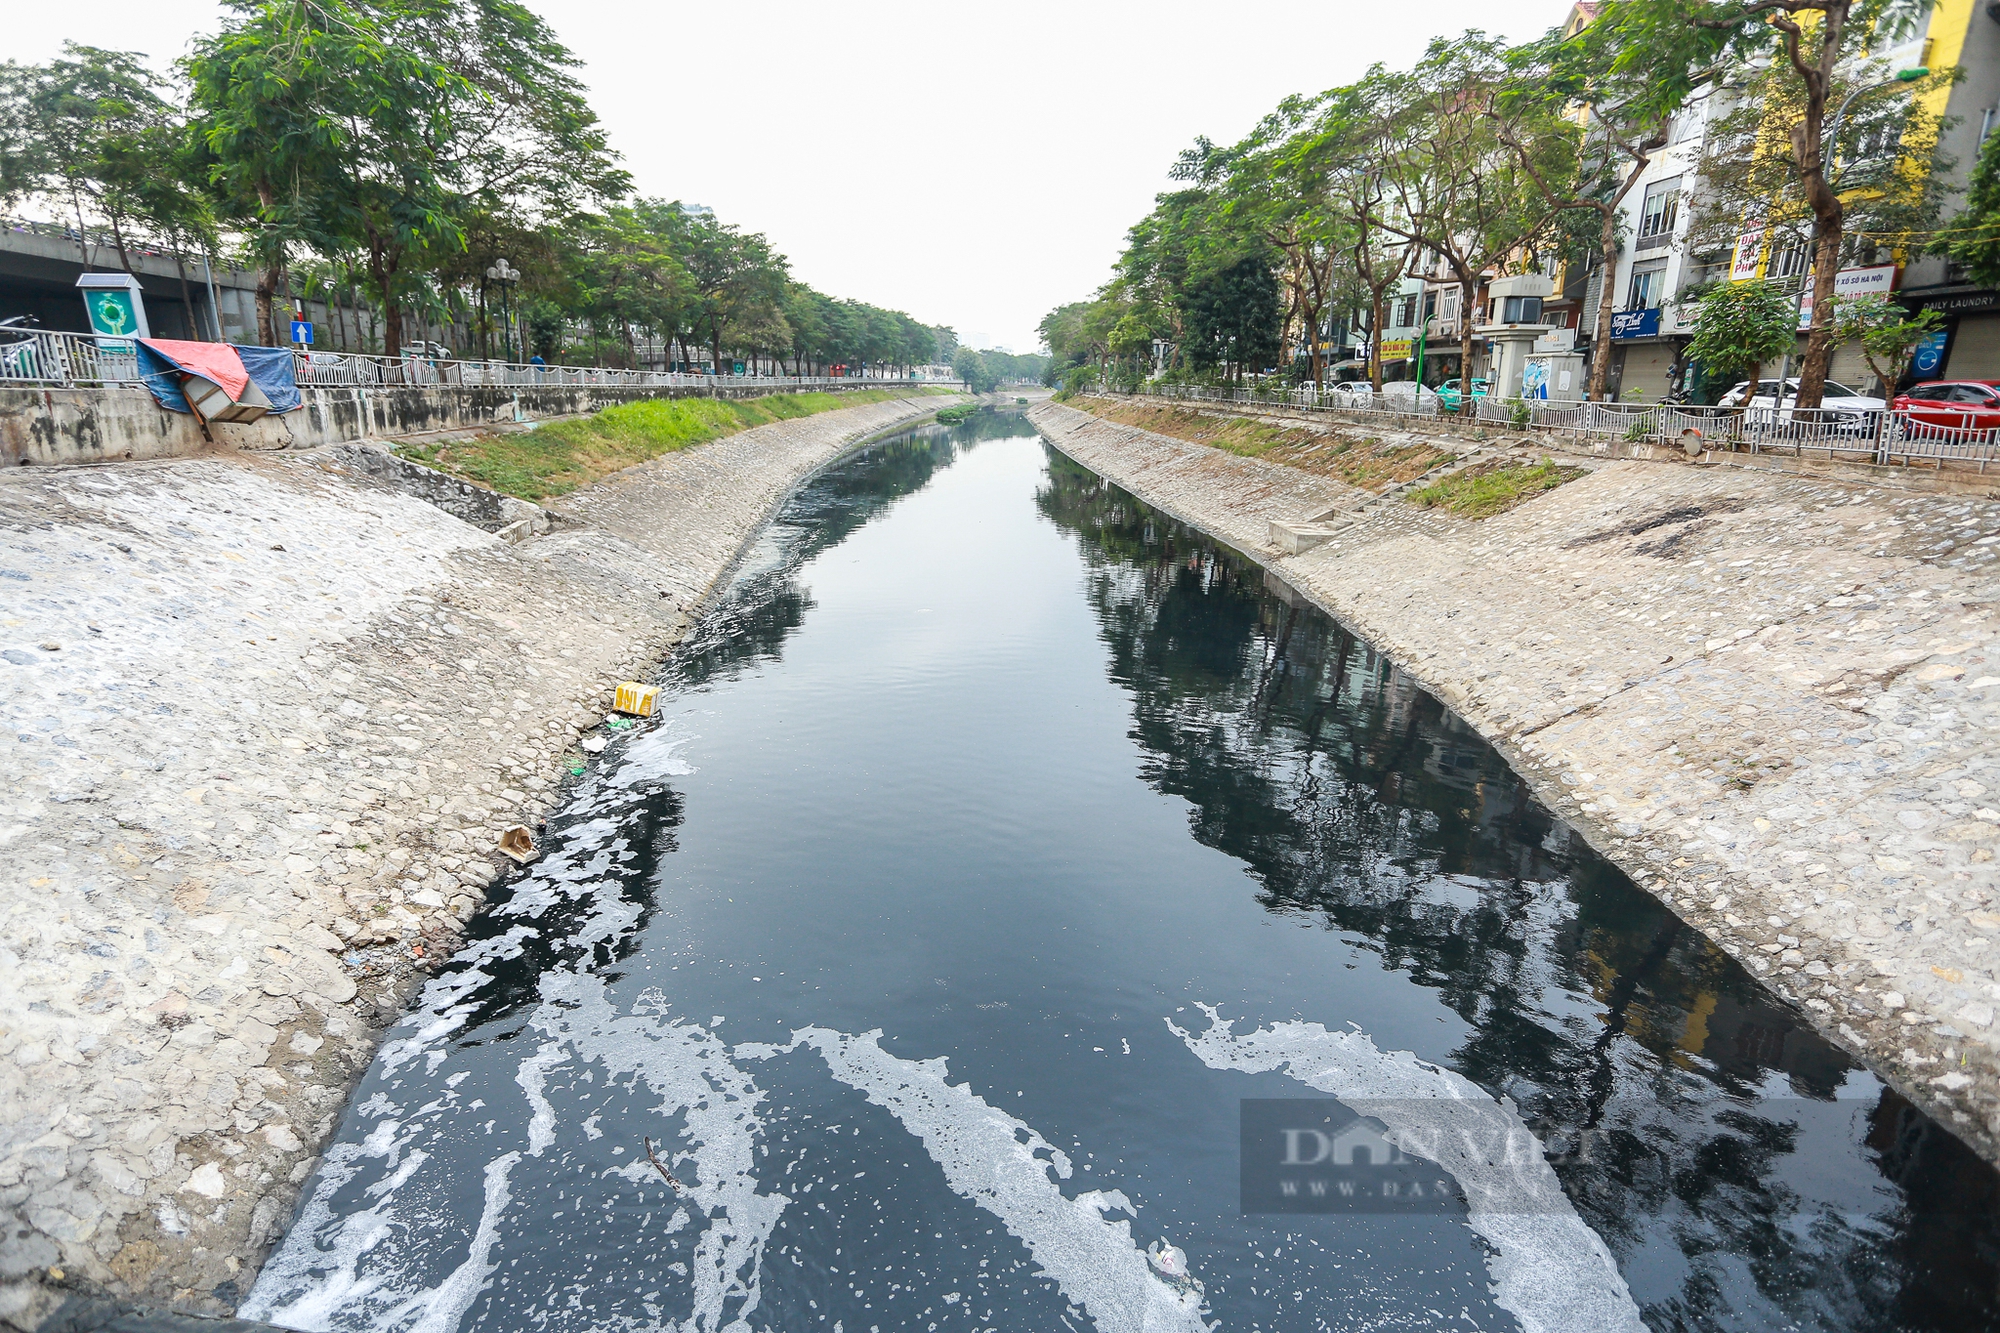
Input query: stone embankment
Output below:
<box><xmin>1033</xmin><ymin>397</ymin><xmax>2000</xmax><ymax>1160</ymax></box>
<box><xmin>0</xmin><ymin>393</ymin><xmax>955</xmax><ymax>1324</ymax></box>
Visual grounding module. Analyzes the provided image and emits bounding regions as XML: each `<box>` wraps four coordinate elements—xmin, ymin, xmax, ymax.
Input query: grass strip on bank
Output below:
<box><xmin>1081</xmin><ymin>397</ymin><xmax>1453</xmax><ymax>492</ymax></box>
<box><xmin>1407</xmin><ymin>458</ymin><xmax>1586</xmax><ymax>519</ymax></box>
<box><xmin>396</xmin><ymin>386</ymin><xmax>952</xmax><ymax>500</ymax></box>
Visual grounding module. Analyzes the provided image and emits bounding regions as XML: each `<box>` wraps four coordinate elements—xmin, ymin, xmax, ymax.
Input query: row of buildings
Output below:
<box><xmin>1349</xmin><ymin>0</ymin><xmax>1999</xmax><ymax>401</ymax></box>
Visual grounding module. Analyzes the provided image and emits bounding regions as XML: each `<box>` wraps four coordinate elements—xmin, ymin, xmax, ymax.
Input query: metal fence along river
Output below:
<box><xmin>1135</xmin><ymin>381</ymin><xmax>2000</xmax><ymax>473</ymax></box>
<box><xmin>0</xmin><ymin>327</ymin><xmax>956</xmax><ymax>393</ymax></box>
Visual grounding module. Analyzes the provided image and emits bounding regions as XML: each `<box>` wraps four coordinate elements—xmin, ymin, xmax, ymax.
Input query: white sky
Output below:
<box><xmin>15</xmin><ymin>0</ymin><xmax>1563</xmax><ymax>352</ymax></box>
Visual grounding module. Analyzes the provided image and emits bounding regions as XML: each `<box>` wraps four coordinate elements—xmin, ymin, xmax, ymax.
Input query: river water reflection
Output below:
<box><xmin>248</xmin><ymin>410</ymin><xmax>1999</xmax><ymax>1333</ymax></box>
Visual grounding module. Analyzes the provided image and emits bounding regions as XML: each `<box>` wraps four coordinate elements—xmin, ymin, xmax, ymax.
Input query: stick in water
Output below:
<box><xmin>643</xmin><ymin>1136</ymin><xmax>685</xmax><ymax>1193</ymax></box>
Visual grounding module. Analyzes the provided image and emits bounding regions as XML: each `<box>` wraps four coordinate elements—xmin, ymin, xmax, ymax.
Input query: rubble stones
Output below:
<box><xmin>1034</xmin><ymin>397</ymin><xmax>2000</xmax><ymax>1163</ymax></box>
<box><xmin>0</xmin><ymin>393</ymin><xmax>955</xmax><ymax>1315</ymax></box>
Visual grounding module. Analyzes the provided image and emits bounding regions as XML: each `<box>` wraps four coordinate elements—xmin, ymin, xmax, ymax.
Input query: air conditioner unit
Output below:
<box><xmin>182</xmin><ymin>371</ymin><xmax>273</xmax><ymax>424</ymax></box>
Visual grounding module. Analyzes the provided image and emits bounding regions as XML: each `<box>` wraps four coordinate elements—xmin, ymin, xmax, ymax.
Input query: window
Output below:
<box><xmin>1628</xmin><ymin>264</ymin><xmax>1667</xmax><ymax>309</ymax></box>
<box><xmin>1438</xmin><ymin>289</ymin><xmax>1460</xmax><ymax>323</ymax></box>
<box><xmin>1499</xmin><ymin>295</ymin><xmax>1544</xmax><ymax>323</ymax></box>
<box><xmin>1395</xmin><ymin>295</ymin><xmax>1419</xmax><ymax>327</ymax></box>
<box><xmin>1422</xmin><ymin>291</ymin><xmax>1438</xmax><ymax>322</ymax></box>
<box><xmin>1851</xmin><ymin>120</ymin><xmax>1903</xmax><ymax>161</ymax></box>
<box><xmin>1639</xmin><ymin>178</ymin><xmax>1682</xmax><ymax>239</ymax></box>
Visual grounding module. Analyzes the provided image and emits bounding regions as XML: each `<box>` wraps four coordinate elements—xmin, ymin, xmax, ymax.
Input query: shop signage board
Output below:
<box><xmin>1378</xmin><ymin>339</ymin><xmax>1414</xmax><ymax>361</ymax></box>
<box><xmin>1730</xmin><ymin>226</ymin><xmax>1765</xmax><ymax>281</ymax></box>
<box><xmin>1797</xmin><ymin>265</ymin><xmax>1899</xmax><ymax>329</ymax></box>
<box><xmin>1611</xmin><ymin>308</ymin><xmax>1661</xmax><ymax>340</ymax></box>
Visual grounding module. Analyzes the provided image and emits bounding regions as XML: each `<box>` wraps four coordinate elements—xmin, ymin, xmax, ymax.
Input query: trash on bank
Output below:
<box><xmin>498</xmin><ymin>825</ymin><xmax>538</xmax><ymax>864</ymax></box>
<box><xmin>613</xmin><ymin>681</ymin><xmax>659</xmax><ymax>717</ymax></box>
<box><xmin>1147</xmin><ymin>1239</ymin><xmax>1201</xmax><ymax>1295</ymax></box>
<box><xmin>581</xmin><ymin>735</ymin><xmax>608</xmax><ymax>754</ymax></box>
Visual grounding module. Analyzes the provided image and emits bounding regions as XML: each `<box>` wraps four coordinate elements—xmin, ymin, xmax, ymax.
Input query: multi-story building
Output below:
<box><xmin>1563</xmin><ymin>0</ymin><xmax>1997</xmax><ymax>401</ymax></box>
<box><xmin>1893</xmin><ymin>0</ymin><xmax>2000</xmax><ymax>379</ymax></box>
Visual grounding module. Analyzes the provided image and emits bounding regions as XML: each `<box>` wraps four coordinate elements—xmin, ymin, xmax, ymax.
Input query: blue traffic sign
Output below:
<box><xmin>291</xmin><ymin>320</ymin><xmax>314</xmax><ymax>345</ymax></box>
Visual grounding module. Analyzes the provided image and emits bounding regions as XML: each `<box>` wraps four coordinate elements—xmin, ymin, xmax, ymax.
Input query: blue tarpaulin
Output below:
<box><xmin>232</xmin><ymin>344</ymin><xmax>301</xmax><ymax>413</ymax></box>
<box><xmin>134</xmin><ymin>340</ymin><xmax>302</xmax><ymax>415</ymax></box>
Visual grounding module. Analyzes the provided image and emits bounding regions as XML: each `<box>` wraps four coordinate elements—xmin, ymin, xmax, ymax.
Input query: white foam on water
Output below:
<box><xmin>247</xmin><ymin>753</ymin><xmax>783</xmax><ymax>1333</ymax></box>
<box><xmin>516</xmin><ymin>1040</ymin><xmax>567</xmax><ymax>1157</ymax></box>
<box><xmin>613</xmin><ymin>730</ymin><xmax>696</xmax><ymax>781</ymax></box>
<box><xmin>400</xmin><ymin>1152</ymin><xmax>519</xmax><ymax>1333</ymax></box>
<box><xmin>1170</xmin><ymin>1005</ymin><xmax>1645</xmax><ymax>1333</ymax></box>
<box><xmin>742</xmin><ymin>1027</ymin><xmax>1211</xmax><ymax>1333</ymax></box>
<box><xmin>240</xmin><ymin>1107</ymin><xmax>439</xmax><ymax>1331</ymax></box>
<box><xmin>533</xmin><ymin>975</ymin><xmax>787</xmax><ymax>1333</ymax></box>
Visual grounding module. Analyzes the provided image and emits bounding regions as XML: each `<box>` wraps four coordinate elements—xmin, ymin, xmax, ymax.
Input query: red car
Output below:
<box><xmin>1892</xmin><ymin>380</ymin><xmax>2000</xmax><ymax>434</ymax></box>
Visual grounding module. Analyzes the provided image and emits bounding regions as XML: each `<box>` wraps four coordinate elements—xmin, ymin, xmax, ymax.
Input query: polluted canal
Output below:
<box><xmin>246</xmin><ymin>408</ymin><xmax>1998</xmax><ymax>1333</ymax></box>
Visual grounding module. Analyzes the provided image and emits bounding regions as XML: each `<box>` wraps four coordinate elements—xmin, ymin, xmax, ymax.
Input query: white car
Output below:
<box><xmin>1716</xmin><ymin>378</ymin><xmax>1885</xmax><ymax>417</ymax></box>
<box><xmin>1377</xmin><ymin>380</ymin><xmax>1441</xmax><ymax>407</ymax></box>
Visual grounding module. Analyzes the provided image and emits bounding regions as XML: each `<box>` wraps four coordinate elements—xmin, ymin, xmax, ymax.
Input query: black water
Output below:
<box><xmin>248</xmin><ymin>410</ymin><xmax>1999</xmax><ymax>1333</ymax></box>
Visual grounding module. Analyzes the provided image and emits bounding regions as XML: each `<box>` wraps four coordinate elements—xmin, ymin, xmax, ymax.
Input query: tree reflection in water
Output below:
<box><xmin>1036</xmin><ymin>446</ymin><xmax>1999</xmax><ymax>1332</ymax></box>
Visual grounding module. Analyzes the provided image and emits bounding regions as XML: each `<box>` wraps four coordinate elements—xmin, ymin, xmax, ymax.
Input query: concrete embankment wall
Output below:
<box><xmin>0</xmin><ymin>380</ymin><xmax>909</xmax><ymax>468</ymax></box>
<box><xmin>1031</xmin><ymin>398</ymin><xmax>2000</xmax><ymax>1163</ymax></box>
<box><xmin>0</xmin><ymin>392</ymin><xmax>958</xmax><ymax>1326</ymax></box>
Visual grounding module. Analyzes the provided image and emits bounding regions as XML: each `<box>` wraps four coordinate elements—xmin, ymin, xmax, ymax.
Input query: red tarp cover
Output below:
<box><xmin>139</xmin><ymin>339</ymin><xmax>249</xmax><ymax>401</ymax></box>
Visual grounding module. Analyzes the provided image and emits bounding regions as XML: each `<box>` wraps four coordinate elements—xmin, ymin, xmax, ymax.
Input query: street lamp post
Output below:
<box><xmin>485</xmin><ymin>258</ymin><xmax>521</xmax><ymax>364</ymax></box>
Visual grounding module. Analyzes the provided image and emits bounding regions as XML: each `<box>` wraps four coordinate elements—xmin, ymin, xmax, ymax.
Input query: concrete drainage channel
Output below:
<box><xmin>0</xmin><ymin>393</ymin><xmax>965</xmax><ymax>1328</ymax></box>
<box><xmin>1029</xmin><ymin>396</ymin><xmax>2000</xmax><ymax>1172</ymax></box>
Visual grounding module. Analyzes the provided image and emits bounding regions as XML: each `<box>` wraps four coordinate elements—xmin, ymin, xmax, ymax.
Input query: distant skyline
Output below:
<box><xmin>13</xmin><ymin>1</ymin><xmax>1565</xmax><ymax>352</ymax></box>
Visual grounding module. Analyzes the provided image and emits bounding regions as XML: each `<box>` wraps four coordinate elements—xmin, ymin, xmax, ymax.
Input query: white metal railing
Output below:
<box><xmin>1129</xmin><ymin>381</ymin><xmax>2000</xmax><ymax>473</ymax></box>
<box><xmin>0</xmin><ymin>328</ymin><xmax>959</xmax><ymax>394</ymax></box>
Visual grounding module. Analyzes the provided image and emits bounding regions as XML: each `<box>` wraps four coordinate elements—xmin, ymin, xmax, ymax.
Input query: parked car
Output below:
<box><xmin>1378</xmin><ymin>380</ymin><xmax>1441</xmax><ymax>408</ymax></box>
<box><xmin>1717</xmin><ymin>377</ymin><xmax>1885</xmax><ymax>413</ymax></box>
<box><xmin>1714</xmin><ymin>377</ymin><xmax>1885</xmax><ymax>435</ymax></box>
<box><xmin>1329</xmin><ymin>380</ymin><xmax>1377</xmax><ymax>404</ymax></box>
<box><xmin>1434</xmin><ymin>377</ymin><xmax>1490</xmax><ymax>411</ymax></box>
<box><xmin>1891</xmin><ymin>380</ymin><xmax>2000</xmax><ymax>435</ymax></box>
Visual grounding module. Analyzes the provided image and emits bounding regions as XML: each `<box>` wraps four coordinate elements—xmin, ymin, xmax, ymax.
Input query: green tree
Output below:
<box><xmin>1608</xmin><ymin>0</ymin><xmax>1943</xmax><ymax>409</ymax></box>
<box><xmin>1284</xmin><ymin>68</ymin><xmax>1416</xmax><ymax>391</ymax></box>
<box><xmin>0</xmin><ymin>44</ymin><xmax>185</xmax><ymax>275</ymax></box>
<box><xmin>1495</xmin><ymin>9</ymin><xmax>1705</xmax><ymax>401</ymax></box>
<box><xmin>1944</xmin><ymin>127</ymin><xmax>2000</xmax><ymax>287</ymax></box>
<box><xmin>189</xmin><ymin>0</ymin><xmax>623</xmax><ymax>354</ymax></box>
<box><xmin>1685</xmin><ymin>279</ymin><xmax>1799</xmax><ymax>392</ymax></box>
<box><xmin>952</xmin><ymin>345</ymin><xmax>997</xmax><ymax>393</ymax></box>
<box><xmin>1831</xmin><ymin>293</ymin><xmax>1943</xmax><ymax>390</ymax></box>
<box><xmin>1184</xmin><ymin>254</ymin><xmax>1281</xmax><ymax>382</ymax></box>
<box><xmin>188</xmin><ymin>0</ymin><xmax>442</xmax><ymax>345</ymax></box>
<box><xmin>1377</xmin><ymin>34</ymin><xmax>1561</xmax><ymax>411</ymax></box>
